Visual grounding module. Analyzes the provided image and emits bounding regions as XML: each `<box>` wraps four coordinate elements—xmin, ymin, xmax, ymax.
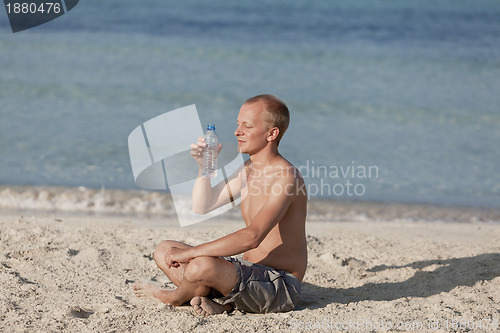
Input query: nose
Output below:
<box><xmin>234</xmin><ymin>125</ymin><xmax>242</xmax><ymax>136</ymax></box>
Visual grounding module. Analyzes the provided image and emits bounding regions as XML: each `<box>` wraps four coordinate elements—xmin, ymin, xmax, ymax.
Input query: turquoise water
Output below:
<box><xmin>0</xmin><ymin>0</ymin><xmax>499</xmax><ymax>207</ymax></box>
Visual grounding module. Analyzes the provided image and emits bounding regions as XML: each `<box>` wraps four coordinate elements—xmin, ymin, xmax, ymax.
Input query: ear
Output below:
<box><xmin>267</xmin><ymin>127</ymin><xmax>280</xmax><ymax>142</ymax></box>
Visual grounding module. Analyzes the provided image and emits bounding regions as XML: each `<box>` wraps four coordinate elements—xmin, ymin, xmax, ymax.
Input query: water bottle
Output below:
<box><xmin>202</xmin><ymin>123</ymin><xmax>218</xmax><ymax>178</ymax></box>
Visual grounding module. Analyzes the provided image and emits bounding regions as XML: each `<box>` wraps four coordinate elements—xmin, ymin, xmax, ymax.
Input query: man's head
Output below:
<box><xmin>244</xmin><ymin>94</ymin><xmax>290</xmax><ymax>145</ymax></box>
<box><xmin>234</xmin><ymin>94</ymin><xmax>290</xmax><ymax>155</ymax></box>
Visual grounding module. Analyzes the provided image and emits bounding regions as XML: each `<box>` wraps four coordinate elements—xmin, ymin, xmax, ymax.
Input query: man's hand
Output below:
<box><xmin>165</xmin><ymin>247</ymin><xmax>195</xmax><ymax>268</ymax></box>
<box><xmin>190</xmin><ymin>136</ymin><xmax>222</xmax><ymax>167</ymax></box>
<box><xmin>190</xmin><ymin>137</ymin><xmax>207</xmax><ymax>166</ymax></box>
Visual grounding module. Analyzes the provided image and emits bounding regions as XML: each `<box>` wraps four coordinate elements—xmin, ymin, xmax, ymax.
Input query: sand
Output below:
<box><xmin>1</xmin><ymin>213</ymin><xmax>499</xmax><ymax>332</ymax></box>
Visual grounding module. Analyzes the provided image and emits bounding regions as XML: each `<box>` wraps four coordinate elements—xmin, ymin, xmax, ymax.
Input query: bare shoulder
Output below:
<box><xmin>275</xmin><ymin>158</ymin><xmax>305</xmax><ymax>182</ymax></box>
<box><xmin>270</xmin><ymin>158</ymin><xmax>307</xmax><ymax>199</ymax></box>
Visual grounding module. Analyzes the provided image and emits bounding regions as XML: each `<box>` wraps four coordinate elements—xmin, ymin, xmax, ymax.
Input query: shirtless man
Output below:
<box><xmin>133</xmin><ymin>94</ymin><xmax>307</xmax><ymax>315</ymax></box>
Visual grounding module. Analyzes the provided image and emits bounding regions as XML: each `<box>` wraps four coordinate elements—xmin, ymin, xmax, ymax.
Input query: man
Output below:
<box><xmin>133</xmin><ymin>94</ymin><xmax>307</xmax><ymax>315</ymax></box>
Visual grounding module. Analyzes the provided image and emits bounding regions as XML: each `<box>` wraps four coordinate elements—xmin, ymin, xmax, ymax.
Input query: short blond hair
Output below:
<box><xmin>244</xmin><ymin>94</ymin><xmax>290</xmax><ymax>145</ymax></box>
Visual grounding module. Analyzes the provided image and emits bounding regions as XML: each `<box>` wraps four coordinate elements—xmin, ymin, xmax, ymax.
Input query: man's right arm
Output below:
<box><xmin>190</xmin><ymin>137</ymin><xmax>243</xmax><ymax>214</ymax></box>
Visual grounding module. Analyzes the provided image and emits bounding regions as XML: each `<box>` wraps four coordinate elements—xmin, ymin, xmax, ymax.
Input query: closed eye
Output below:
<box><xmin>237</xmin><ymin>121</ymin><xmax>252</xmax><ymax>129</ymax></box>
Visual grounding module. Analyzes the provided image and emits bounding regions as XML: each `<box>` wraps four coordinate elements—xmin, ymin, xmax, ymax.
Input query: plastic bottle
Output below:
<box><xmin>202</xmin><ymin>123</ymin><xmax>218</xmax><ymax>178</ymax></box>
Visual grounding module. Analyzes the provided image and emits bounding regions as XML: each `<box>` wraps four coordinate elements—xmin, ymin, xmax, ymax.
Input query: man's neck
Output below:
<box><xmin>249</xmin><ymin>144</ymin><xmax>281</xmax><ymax>170</ymax></box>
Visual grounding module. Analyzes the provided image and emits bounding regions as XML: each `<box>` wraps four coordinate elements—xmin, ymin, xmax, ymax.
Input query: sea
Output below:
<box><xmin>1</xmin><ymin>0</ymin><xmax>499</xmax><ymax>221</ymax></box>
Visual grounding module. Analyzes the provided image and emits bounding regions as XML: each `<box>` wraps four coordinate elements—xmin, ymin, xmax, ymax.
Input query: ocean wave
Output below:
<box><xmin>307</xmin><ymin>199</ymin><xmax>500</xmax><ymax>223</ymax></box>
<box><xmin>0</xmin><ymin>185</ymin><xmax>175</xmax><ymax>216</ymax></box>
<box><xmin>1</xmin><ymin>185</ymin><xmax>499</xmax><ymax>223</ymax></box>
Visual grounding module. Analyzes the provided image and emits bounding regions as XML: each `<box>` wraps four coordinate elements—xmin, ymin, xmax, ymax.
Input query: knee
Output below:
<box><xmin>153</xmin><ymin>240</ymin><xmax>175</xmax><ymax>265</ymax></box>
<box><xmin>184</xmin><ymin>257</ymin><xmax>216</xmax><ymax>283</ymax></box>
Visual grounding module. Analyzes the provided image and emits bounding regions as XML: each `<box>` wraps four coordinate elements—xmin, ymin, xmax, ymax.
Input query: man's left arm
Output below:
<box><xmin>166</xmin><ymin>173</ymin><xmax>298</xmax><ymax>267</ymax></box>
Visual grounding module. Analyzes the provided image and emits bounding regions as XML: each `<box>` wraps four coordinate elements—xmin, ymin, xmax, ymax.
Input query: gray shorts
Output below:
<box><xmin>212</xmin><ymin>257</ymin><xmax>301</xmax><ymax>314</ymax></box>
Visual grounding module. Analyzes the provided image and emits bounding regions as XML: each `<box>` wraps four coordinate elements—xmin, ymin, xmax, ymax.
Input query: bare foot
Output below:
<box><xmin>132</xmin><ymin>282</ymin><xmax>171</xmax><ymax>303</ymax></box>
<box><xmin>190</xmin><ymin>297</ymin><xmax>233</xmax><ymax>316</ymax></box>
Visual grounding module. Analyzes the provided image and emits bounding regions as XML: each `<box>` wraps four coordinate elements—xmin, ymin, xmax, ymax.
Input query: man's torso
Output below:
<box><xmin>240</xmin><ymin>160</ymin><xmax>308</xmax><ymax>281</ymax></box>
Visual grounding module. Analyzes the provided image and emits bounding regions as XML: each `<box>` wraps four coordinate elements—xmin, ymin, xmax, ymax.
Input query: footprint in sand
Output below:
<box><xmin>341</xmin><ymin>257</ymin><xmax>367</xmax><ymax>269</ymax></box>
<box><xmin>69</xmin><ymin>305</ymin><xmax>110</xmax><ymax>319</ymax></box>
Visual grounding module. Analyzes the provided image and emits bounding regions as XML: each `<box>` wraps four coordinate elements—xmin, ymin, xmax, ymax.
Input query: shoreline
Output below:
<box><xmin>1</xmin><ymin>184</ymin><xmax>499</xmax><ymax>224</ymax></box>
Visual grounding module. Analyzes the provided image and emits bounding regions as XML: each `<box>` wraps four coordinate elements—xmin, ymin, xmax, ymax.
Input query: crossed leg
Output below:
<box><xmin>133</xmin><ymin>240</ymin><xmax>238</xmax><ymax>315</ymax></box>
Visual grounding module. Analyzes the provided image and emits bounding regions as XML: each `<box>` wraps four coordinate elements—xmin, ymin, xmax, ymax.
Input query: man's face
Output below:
<box><xmin>234</xmin><ymin>102</ymin><xmax>270</xmax><ymax>155</ymax></box>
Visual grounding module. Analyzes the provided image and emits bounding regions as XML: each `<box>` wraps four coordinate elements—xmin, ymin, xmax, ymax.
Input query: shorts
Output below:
<box><xmin>211</xmin><ymin>257</ymin><xmax>301</xmax><ymax>314</ymax></box>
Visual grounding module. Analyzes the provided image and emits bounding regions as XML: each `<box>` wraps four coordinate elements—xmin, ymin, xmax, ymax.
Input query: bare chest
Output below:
<box><xmin>240</xmin><ymin>173</ymin><xmax>273</xmax><ymax>222</ymax></box>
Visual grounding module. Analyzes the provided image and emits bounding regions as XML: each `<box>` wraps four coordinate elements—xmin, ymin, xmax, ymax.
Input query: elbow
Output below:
<box><xmin>192</xmin><ymin>199</ymin><xmax>213</xmax><ymax>215</ymax></box>
<box><xmin>192</xmin><ymin>206</ymin><xmax>208</xmax><ymax>215</ymax></box>
<box><xmin>192</xmin><ymin>199</ymin><xmax>215</xmax><ymax>215</ymax></box>
<box><xmin>245</xmin><ymin>229</ymin><xmax>263</xmax><ymax>250</ymax></box>
<box><xmin>248</xmin><ymin>239</ymin><xmax>260</xmax><ymax>250</ymax></box>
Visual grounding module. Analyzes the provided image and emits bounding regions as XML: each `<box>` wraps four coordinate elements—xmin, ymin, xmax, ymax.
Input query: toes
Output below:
<box><xmin>192</xmin><ymin>307</ymin><xmax>205</xmax><ymax>316</ymax></box>
<box><xmin>191</xmin><ymin>296</ymin><xmax>210</xmax><ymax>316</ymax></box>
<box><xmin>191</xmin><ymin>298</ymin><xmax>208</xmax><ymax>317</ymax></box>
<box><xmin>190</xmin><ymin>297</ymin><xmax>202</xmax><ymax>307</ymax></box>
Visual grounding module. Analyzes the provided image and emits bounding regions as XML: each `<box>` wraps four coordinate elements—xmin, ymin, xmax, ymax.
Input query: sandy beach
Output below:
<box><xmin>2</xmin><ymin>0</ymin><xmax>499</xmax><ymax>331</ymax></box>
<box><xmin>0</xmin><ymin>210</ymin><xmax>499</xmax><ymax>333</ymax></box>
